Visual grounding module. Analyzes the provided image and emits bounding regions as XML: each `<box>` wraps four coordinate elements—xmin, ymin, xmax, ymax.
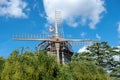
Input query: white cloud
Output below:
<box><xmin>113</xmin><ymin>55</ymin><xmax>119</xmax><ymax>61</ymax></box>
<box><xmin>39</xmin><ymin>13</ymin><xmax>46</xmax><ymax>18</ymax></box>
<box><xmin>80</xmin><ymin>32</ymin><xmax>87</xmax><ymax>37</ymax></box>
<box><xmin>33</xmin><ymin>0</ymin><xmax>39</xmax><ymax>10</ymax></box>
<box><xmin>113</xmin><ymin>46</ymin><xmax>120</xmax><ymax>52</ymax></box>
<box><xmin>96</xmin><ymin>34</ymin><xmax>101</xmax><ymax>40</ymax></box>
<box><xmin>118</xmin><ymin>22</ymin><xmax>120</xmax><ymax>32</ymax></box>
<box><xmin>43</xmin><ymin>0</ymin><xmax>106</xmax><ymax>29</ymax></box>
<box><xmin>113</xmin><ymin>46</ymin><xmax>120</xmax><ymax>61</ymax></box>
<box><xmin>0</xmin><ymin>0</ymin><xmax>27</xmax><ymax>18</ymax></box>
<box><xmin>78</xmin><ymin>46</ymin><xmax>89</xmax><ymax>53</ymax></box>
<box><xmin>117</xmin><ymin>22</ymin><xmax>120</xmax><ymax>38</ymax></box>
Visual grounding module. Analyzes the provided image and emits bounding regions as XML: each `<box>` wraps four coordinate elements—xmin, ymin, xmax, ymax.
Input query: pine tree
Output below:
<box><xmin>74</xmin><ymin>41</ymin><xmax>120</xmax><ymax>79</ymax></box>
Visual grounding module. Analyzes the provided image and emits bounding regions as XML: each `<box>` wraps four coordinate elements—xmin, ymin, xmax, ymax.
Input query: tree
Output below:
<box><xmin>74</xmin><ymin>41</ymin><xmax>120</xmax><ymax>79</ymax></box>
<box><xmin>55</xmin><ymin>60</ymin><xmax>109</xmax><ymax>80</ymax></box>
<box><xmin>0</xmin><ymin>49</ymin><xmax>110</xmax><ymax>80</ymax></box>
<box><xmin>1</xmin><ymin>50</ymin><xmax>58</xmax><ymax>80</ymax></box>
<box><xmin>0</xmin><ymin>57</ymin><xmax>5</xmax><ymax>80</ymax></box>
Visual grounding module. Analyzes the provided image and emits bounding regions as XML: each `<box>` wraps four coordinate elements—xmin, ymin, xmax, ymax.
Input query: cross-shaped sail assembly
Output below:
<box><xmin>13</xmin><ymin>11</ymin><xmax>96</xmax><ymax>64</ymax></box>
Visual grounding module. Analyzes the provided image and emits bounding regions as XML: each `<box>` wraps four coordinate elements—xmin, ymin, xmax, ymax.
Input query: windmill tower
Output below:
<box><xmin>13</xmin><ymin>11</ymin><xmax>96</xmax><ymax>64</ymax></box>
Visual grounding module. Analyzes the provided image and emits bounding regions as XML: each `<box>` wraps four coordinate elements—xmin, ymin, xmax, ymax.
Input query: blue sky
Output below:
<box><xmin>0</xmin><ymin>0</ymin><xmax>120</xmax><ymax>57</ymax></box>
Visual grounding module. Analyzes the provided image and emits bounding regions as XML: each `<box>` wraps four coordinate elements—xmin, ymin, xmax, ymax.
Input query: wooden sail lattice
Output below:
<box><xmin>13</xmin><ymin>11</ymin><xmax>97</xmax><ymax>64</ymax></box>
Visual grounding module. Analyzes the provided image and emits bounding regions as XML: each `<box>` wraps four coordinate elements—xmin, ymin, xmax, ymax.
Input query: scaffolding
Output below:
<box><xmin>13</xmin><ymin>11</ymin><xmax>96</xmax><ymax>64</ymax></box>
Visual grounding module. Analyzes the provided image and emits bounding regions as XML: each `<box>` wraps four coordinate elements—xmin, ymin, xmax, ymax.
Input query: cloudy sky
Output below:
<box><xmin>0</xmin><ymin>0</ymin><xmax>120</xmax><ymax>57</ymax></box>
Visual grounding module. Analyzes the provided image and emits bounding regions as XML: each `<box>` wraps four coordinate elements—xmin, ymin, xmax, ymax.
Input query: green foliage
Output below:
<box><xmin>1</xmin><ymin>50</ymin><xmax>57</xmax><ymax>80</ymax></box>
<box><xmin>68</xmin><ymin>61</ymin><xmax>109</xmax><ymax>80</ymax></box>
<box><xmin>0</xmin><ymin>49</ymin><xmax>109</xmax><ymax>80</ymax></box>
<box><xmin>74</xmin><ymin>41</ymin><xmax>120</xmax><ymax>79</ymax></box>
<box><xmin>56</xmin><ymin>61</ymin><xmax>109</xmax><ymax>80</ymax></box>
<box><xmin>0</xmin><ymin>57</ymin><xmax>5</xmax><ymax>80</ymax></box>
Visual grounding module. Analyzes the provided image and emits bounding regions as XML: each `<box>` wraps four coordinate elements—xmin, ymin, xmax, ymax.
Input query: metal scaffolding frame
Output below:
<box><xmin>13</xmin><ymin>11</ymin><xmax>97</xmax><ymax>64</ymax></box>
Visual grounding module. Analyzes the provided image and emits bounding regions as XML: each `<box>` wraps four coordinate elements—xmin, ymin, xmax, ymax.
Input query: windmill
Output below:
<box><xmin>13</xmin><ymin>11</ymin><xmax>96</xmax><ymax>64</ymax></box>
